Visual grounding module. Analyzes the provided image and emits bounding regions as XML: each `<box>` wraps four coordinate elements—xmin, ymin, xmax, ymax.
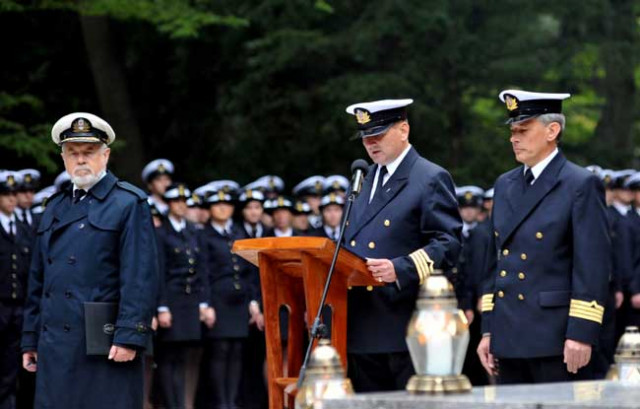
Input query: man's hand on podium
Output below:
<box><xmin>564</xmin><ymin>339</ymin><xmax>591</xmax><ymax>374</ymax></box>
<box><xmin>366</xmin><ymin>258</ymin><xmax>397</xmax><ymax>283</ymax></box>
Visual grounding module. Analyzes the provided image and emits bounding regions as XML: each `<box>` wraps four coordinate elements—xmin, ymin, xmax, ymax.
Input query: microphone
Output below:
<box><xmin>350</xmin><ymin>159</ymin><xmax>369</xmax><ymax>196</ymax></box>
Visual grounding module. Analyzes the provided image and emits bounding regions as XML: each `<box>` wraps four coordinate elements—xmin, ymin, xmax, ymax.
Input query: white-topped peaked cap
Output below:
<box><xmin>141</xmin><ymin>159</ymin><xmax>174</xmax><ymax>183</ymax></box>
<box><xmin>455</xmin><ymin>185</ymin><xmax>485</xmax><ymax>207</ymax></box>
<box><xmin>346</xmin><ymin>99</ymin><xmax>413</xmax><ymax>138</ymax></box>
<box><xmin>51</xmin><ymin>112</ymin><xmax>115</xmax><ymax>145</ymax></box>
<box><xmin>0</xmin><ymin>170</ymin><xmax>18</xmax><ymax>193</ymax></box>
<box><xmin>483</xmin><ymin>188</ymin><xmax>495</xmax><ymax>200</ymax></box>
<box><xmin>208</xmin><ymin>180</ymin><xmax>240</xmax><ymax>194</ymax></box>
<box><xmin>238</xmin><ymin>189</ymin><xmax>265</xmax><ymax>203</ymax></box>
<box><xmin>15</xmin><ymin>168</ymin><xmax>41</xmax><ymax>190</ymax></box>
<box><xmin>245</xmin><ymin>175</ymin><xmax>285</xmax><ymax>193</ymax></box>
<box><xmin>324</xmin><ymin>175</ymin><xmax>349</xmax><ymax>194</ymax></box>
<box><xmin>498</xmin><ymin>90</ymin><xmax>571</xmax><ymax>124</ymax></box>
<box><xmin>54</xmin><ymin>171</ymin><xmax>71</xmax><ymax>192</ymax></box>
<box><xmin>320</xmin><ymin>193</ymin><xmax>345</xmax><ymax>208</ymax></box>
<box><xmin>163</xmin><ymin>183</ymin><xmax>191</xmax><ymax>201</ymax></box>
<box><xmin>292</xmin><ymin>175</ymin><xmax>325</xmax><ymax>197</ymax></box>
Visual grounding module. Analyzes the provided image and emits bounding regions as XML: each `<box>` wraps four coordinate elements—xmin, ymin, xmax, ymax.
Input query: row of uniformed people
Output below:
<box><xmin>142</xmin><ymin>161</ymin><xmax>349</xmax><ymax>409</ymax></box>
<box><xmin>584</xmin><ymin>167</ymin><xmax>640</xmax><ymax>378</ymax></box>
<box><xmin>0</xmin><ymin>169</ymin><xmax>44</xmax><ymax>409</ymax></box>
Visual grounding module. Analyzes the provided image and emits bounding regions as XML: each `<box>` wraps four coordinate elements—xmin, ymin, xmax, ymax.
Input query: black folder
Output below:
<box><xmin>83</xmin><ymin>302</ymin><xmax>153</xmax><ymax>356</ymax></box>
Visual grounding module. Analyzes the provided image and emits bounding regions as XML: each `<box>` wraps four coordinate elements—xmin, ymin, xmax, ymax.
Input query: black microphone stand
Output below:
<box><xmin>296</xmin><ymin>185</ymin><xmax>360</xmax><ymax>389</ymax></box>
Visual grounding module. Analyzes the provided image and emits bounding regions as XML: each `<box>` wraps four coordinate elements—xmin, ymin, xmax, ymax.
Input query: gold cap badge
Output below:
<box><xmin>355</xmin><ymin>109</ymin><xmax>371</xmax><ymax>125</ymax></box>
<box><xmin>72</xmin><ymin>118</ymin><xmax>91</xmax><ymax>133</ymax></box>
<box><xmin>505</xmin><ymin>95</ymin><xmax>518</xmax><ymax>111</ymax></box>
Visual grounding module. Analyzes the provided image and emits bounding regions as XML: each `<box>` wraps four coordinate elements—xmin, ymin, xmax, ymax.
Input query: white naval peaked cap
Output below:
<box><xmin>346</xmin><ymin>99</ymin><xmax>413</xmax><ymax>138</ymax></box>
<box><xmin>54</xmin><ymin>171</ymin><xmax>71</xmax><ymax>192</ymax></box>
<box><xmin>292</xmin><ymin>175</ymin><xmax>325</xmax><ymax>197</ymax></box>
<box><xmin>141</xmin><ymin>159</ymin><xmax>174</xmax><ymax>182</ymax></box>
<box><xmin>498</xmin><ymin>90</ymin><xmax>571</xmax><ymax>103</ymax></box>
<box><xmin>345</xmin><ymin>99</ymin><xmax>414</xmax><ymax>115</ymax></box>
<box><xmin>498</xmin><ymin>90</ymin><xmax>571</xmax><ymax>124</ymax></box>
<box><xmin>51</xmin><ymin>112</ymin><xmax>115</xmax><ymax>146</ymax></box>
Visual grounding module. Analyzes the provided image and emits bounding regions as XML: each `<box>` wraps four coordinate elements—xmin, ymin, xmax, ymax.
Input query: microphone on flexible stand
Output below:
<box><xmin>297</xmin><ymin>159</ymin><xmax>369</xmax><ymax>389</ymax></box>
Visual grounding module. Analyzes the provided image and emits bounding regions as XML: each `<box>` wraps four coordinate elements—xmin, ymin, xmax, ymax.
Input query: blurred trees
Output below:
<box><xmin>1</xmin><ymin>0</ymin><xmax>639</xmax><ymax>189</ymax></box>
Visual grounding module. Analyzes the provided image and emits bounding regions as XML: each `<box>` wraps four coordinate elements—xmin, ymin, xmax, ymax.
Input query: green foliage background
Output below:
<box><xmin>1</xmin><ymin>0</ymin><xmax>639</xmax><ymax>190</ymax></box>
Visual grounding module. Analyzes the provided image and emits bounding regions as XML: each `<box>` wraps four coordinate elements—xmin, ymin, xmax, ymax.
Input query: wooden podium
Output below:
<box><xmin>232</xmin><ymin>237</ymin><xmax>381</xmax><ymax>409</ymax></box>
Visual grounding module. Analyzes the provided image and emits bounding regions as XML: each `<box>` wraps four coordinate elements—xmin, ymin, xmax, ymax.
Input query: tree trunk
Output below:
<box><xmin>79</xmin><ymin>14</ymin><xmax>145</xmax><ymax>184</ymax></box>
<box><xmin>593</xmin><ymin>0</ymin><xmax>637</xmax><ymax>167</ymax></box>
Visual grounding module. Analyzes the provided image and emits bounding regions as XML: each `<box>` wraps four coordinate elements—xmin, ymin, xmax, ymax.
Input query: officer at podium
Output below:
<box><xmin>342</xmin><ymin>98</ymin><xmax>462</xmax><ymax>392</ymax></box>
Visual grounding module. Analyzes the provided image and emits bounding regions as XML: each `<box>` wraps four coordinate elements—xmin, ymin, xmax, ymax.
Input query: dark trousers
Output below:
<box><xmin>497</xmin><ymin>355</ymin><xmax>593</xmax><ymax>384</ymax></box>
<box><xmin>156</xmin><ymin>342</ymin><xmax>189</xmax><ymax>409</ymax></box>
<box><xmin>0</xmin><ymin>303</ymin><xmax>21</xmax><ymax>409</ymax></box>
<box><xmin>242</xmin><ymin>326</ymin><xmax>267</xmax><ymax>409</ymax></box>
<box><xmin>206</xmin><ymin>339</ymin><xmax>243</xmax><ymax>409</ymax></box>
<box><xmin>347</xmin><ymin>352</ymin><xmax>414</xmax><ymax>392</ymax></box>
<box><xmin>593</xmin><ymin>284</ymin><xmax>617</xmax><ymax>379</ymax></box>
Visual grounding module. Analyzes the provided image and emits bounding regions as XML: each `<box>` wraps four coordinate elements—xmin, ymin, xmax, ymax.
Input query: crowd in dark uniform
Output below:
<box><xmin>0</xmin><ymin>159</ymin><xmax>354</xmax><ymax>409</ymax></box>
<box><xmin>1</xmin><ymin>93</ymin><xmax>640</xmax><ymax>409</ymax></box>
<box><xmin>4</xmin><ymin>159</ymin><xmax>640</xmax><ymax>407</ymax></box>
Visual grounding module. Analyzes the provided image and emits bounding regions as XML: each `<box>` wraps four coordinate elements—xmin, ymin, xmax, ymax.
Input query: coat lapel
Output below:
<box><xmin>52</xmin><ymin>172</ymin><xmax>118</xmax><ymax>233</ymax></box>
<box><xmin>349</xmin><ymin>147</ymin><xmax>417</xmax><ymax>238</ymax></box>
<box><xmin>52</xmin><ymin>197</ymin><xmax>90</xmax><ymax>233</ymax></box>
<box><xmin>500</xmin><ymin>152</ymin><xmax>566</xmax><ymax>243</ymax></box>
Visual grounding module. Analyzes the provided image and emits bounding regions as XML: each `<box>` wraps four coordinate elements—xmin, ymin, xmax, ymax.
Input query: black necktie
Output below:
<box><xmin>8</xmin><ymin>220</ymin><xmax>15</xmax><ymax>238</ymax></box>
<box><xmin>371</xmin><ymin>166</ymin><xmax>388</xmax><ymax>203</ymax></box>
<box><xmin>249</xmin><ymin>225</ymin><xmax>256</xmax><ymax>238</ymax></box>
<box><xmin>524</xmin><ymin>168</ymin><xmax>534</xmax><ymax>188</ymax></box>
<box><xmin>73</xmin><ymin>189</ymin><xmax>87</xmax><ymax>204</ymax></box>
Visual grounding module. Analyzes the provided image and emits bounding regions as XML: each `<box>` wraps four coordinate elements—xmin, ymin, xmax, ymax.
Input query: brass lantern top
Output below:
<box><xmin>304</xmin><ymin>339</ymin><xmax>345</xmax><ymax>380</ymax></box>
<box><xmin>417</xmin><ymin>269</ymin><xmax>458</xmax><ymax>308</ymax></box>
<box><xmin>615</xmin><ymin>326</ymin><xmax>640</xmax><ymax>363</ymax></box>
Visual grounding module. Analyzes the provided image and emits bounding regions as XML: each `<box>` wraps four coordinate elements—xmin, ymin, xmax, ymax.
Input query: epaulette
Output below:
<box><xmin>42</xmin><ymin>190</ymin><xmax>65</xmax><ymax>210</ymax></box>
<box><xmin>116</xmin><ymin>180</ymin><xmax>148</xmax><ymax>201</ymax></box>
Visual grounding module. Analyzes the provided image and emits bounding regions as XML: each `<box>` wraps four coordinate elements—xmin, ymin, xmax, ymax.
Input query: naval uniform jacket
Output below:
<box><xmin>201</xmin><ymin>222</ymin><xmax>255</xmax><ymax>339</ymax></box>
<box><xmin>0</xmin><ymin>220</ymin><xmax>32</xmax><ymax>304</ymax></box>
<box><xmin>236</xmin><ymin>222</ymin><xmax>273</xmax><ymax>306</ymax></box>
<box><xmin>481</xmin><ymin>152</ymin><xmax>611</xmax><ymax>359</ymax></box>
<box><xmin>155</xmin><ymin>220</ymin><xmax>209</xmax><ymax>342</ymax></box>
<box><xmin>21</xmin><ymin>172</ymin><xmax>158</xmax><ymax>409</ymax></box>
<box><xmin>343</xmin><ymin>147</ymin><xmax>463</xmax><ymax>354</ymax></box>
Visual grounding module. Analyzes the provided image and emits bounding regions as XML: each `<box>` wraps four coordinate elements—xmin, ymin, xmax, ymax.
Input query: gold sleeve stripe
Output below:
<box><xmin>416</xmin><ymin>249</ymin><xmax>434</xmax><ymax>284</ymax></box>
<box><xmin>481</xmin><ymin>294</ymin><xmax>494</xmax><ymax>312</ymax></box>
<box><xmin>569</xmin><ymin>299</ymin><xmax>604</xmax><ymax>324</ymax></box>
<box><xmin>409</xmin><ymin>252</ymin><xmax>429</xmax><ymax>285</ymax></box>
<box><xmin>409</xmin><ymin>249</ymin><xmax>434</xmax><ymax>286</ymax></box>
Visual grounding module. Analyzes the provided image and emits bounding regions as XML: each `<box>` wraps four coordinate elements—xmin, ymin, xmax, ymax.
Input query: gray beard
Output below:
<box><xmin>71</xmin><ymin>172</ymin><xmax>100</xmax><ymax>189</ymax></box>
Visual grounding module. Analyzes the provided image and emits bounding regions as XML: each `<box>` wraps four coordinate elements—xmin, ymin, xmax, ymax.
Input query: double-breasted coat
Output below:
<box><xmin>155</xmin><ymin>221</ymin><xmax>209</xmax><ymax>342</ymax></box>
<box><xmin>21</xmin><ymin>172</ymin><xmax>158</xmax><ymax>409</ymax></box>
<box><xmin>343</xmin><ymin>147</ymin><xmax>463</xmax><ymax>354</ymax></box>
<box><xmin>481</xmin><ymin>152</ymin><xmax>611</xmax><ymax>359</ymax></box>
